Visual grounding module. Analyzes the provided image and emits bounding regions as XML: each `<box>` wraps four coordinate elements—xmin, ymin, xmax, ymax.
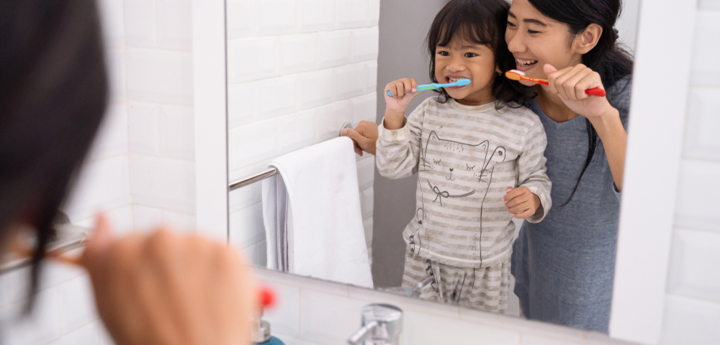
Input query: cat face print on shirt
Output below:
<box><xmin>419</xmin><ymin>131</ymin><xmax>507</xmax><ymax>206</ymax></box>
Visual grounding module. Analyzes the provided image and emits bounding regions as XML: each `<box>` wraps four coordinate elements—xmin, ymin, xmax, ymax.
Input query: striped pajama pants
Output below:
<box><xmin>402</xmin><ymin>249</ymin><xmax>511</xmax><ymax>314</ymax></box>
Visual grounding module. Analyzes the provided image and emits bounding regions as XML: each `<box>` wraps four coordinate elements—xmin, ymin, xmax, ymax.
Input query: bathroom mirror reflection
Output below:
<box><xmin>226</xmin><ymin>0</ymin><xmax>640</xmax><ymax>333</ymax></box>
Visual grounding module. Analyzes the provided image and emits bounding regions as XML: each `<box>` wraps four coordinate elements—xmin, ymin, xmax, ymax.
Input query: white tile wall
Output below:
<box><xmin>227</xmin><ymin>0</ymin><xmax>379</xmax><ymax>266</ymax></box>
<box><xmin>663</xmin><ymin>5</ymin><xmax>720</xmax><ymax>345</ymax></box>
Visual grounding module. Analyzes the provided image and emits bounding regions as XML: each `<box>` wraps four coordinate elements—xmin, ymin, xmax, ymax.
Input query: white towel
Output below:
<box><xmin>262</xmin><ymin>137</ymin><xmax>373</xmax><ymax>288</ymax></box>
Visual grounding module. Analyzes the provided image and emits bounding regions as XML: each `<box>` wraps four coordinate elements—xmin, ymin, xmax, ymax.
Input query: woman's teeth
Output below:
<box><xmin>516</xmin><ymin>59</ymin><xmax>538</xmax><ymax>66</ymax></box>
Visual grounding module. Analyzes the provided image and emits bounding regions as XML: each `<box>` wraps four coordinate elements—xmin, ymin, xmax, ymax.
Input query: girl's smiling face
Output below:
<box><xmin>434</xmin><ymin>35</ymin><xmax>498</xmax><ymax>106</ymax></box>
<box><xmin>505</xmin><ymin>0</ymin><xmax>584</xmax><ymax>86</ymax></box>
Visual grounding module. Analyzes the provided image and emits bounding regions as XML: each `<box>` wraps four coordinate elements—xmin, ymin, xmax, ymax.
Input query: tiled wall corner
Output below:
<box><xmin>663</xmin><ymin>4</ymin><xmax>720</xmax><ymax>345</ymax></box>
<box><xmin>227</xmin><ymin>0</ymin><xmax>379</xmax><ymax>266</ymax></box>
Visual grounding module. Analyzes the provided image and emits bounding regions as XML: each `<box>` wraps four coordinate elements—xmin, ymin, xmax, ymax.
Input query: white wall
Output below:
<box><xmin>0</xmin><ymin>0</ymin><xmax>196</xmax><ymax>343</ymax></box>
<box><xmin>660</xmin><ymin>2</ymin><xmax>720</xmax><ymax>344</ymax></box>
<box><xmin>226</xmin><ymin>0</ymin><xmax>380</xmax><ymax>266</ymax></box>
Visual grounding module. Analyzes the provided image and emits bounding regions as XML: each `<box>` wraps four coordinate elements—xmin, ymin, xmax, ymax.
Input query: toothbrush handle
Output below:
<box><xmin>585</xmin><ymin>87</ymin><xmax>606</xmax><ymax>97</ymax></box>
<box><xmin>387</xmin><ymin>83</ymin><xmax>437</xmax><ymax>97</ymax></box>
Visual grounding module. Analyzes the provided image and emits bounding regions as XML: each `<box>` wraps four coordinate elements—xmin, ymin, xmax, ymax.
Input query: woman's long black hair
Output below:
<box><xmin>0</xmin><ymin>0</ymin><xmax>108</xmax><ymax>308</ymax></box>
<box><xmin>426</xmin><ymin>0</ymin><xmax>535</xmax><ymax>109</ymax></box>
<box><xmin>528</xmin><ymin>0</ymin><xmax>633</xmax><ymax>206</ymax></box>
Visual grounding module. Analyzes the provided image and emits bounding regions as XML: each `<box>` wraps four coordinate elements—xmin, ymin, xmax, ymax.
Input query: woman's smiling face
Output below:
<box><xmin>505</xmin><ymin>0</ymin><xmax>584</xmax><ymax>86</ymax></box>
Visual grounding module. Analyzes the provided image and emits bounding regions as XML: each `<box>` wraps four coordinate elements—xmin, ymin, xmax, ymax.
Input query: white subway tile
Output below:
<box><xmin>244</xmin><ymin>243</ymin><xmax>259</xmax><ymax>265</ymax></box>
<box><xmin>228</xmin><ymin>37</ymin><xmax>278</xmax><ymax>83</ymax></box>
<box><xmin>690</xmin><ymin>12</ymin><xmax>720</xmax><ymax>87</ymax></box>
<box><xmin>362</xmin><ymin>217</ymin><xmax>373</xmax><ymax>247</ymax></box>
<box><xmin>98</xmin><ymin>323</ymin><xmax>115</xmax><ymax>345</ymax></box>
<box><xmin>123</xmin><ymin>0</ymin><xmax>157</xmax><ymax>47</ymax></box>
<box><xmin>228</xmin><ymin>82</ymin><xmax>256</xmax><ymax>129</ymax></box>
<box><xmin>667</xmin><ymin>228</ymin><xmax>720</xmax><ymax>303</ymax></box>
<box><xmin>357</xmin><ymin>157</ymin><xmax>375</xmax><ymax>190</ymax></box>
<box><xmin>350</xmin><ymin>92</ymin><xmax>377</xmax><ymax>125</ymax></box>
<box><xmin>229</xmin><ymin>203</ymin><xmax>265</xmax><ymax>248</ymax></box>
<box><xmin>278</xmin><ymin>110</ymin><xmax>316</xmax><ymax>155</ymax></box>
<box><xmin>256</xmin><ymin>240</ymin><xmax>268</xmax><ymax>267</ymax></box>
<box><xmin>253</xmin><ymin>76</ymin><xmax>298</xmax><ymax>120</ymax></box>
<box><xmin>128</xmin><ymin>102</ymin><xmax>160</xmax><ymax>155</ymax></box>
<box><xmin>337</xmin><ymin>0</ymin><xmax>368</xmax><ymax>29</ymax></box>
<box><xmin>674</xmin><ymin>159</ymin><xmax>720</xmax><ymax>232</ymax></box>
<box><xmin>162</xmin><ymin>210</ymin><xmax>196</xmax><ymax>231</ymax></box>
<box><xmin>521</xmin><ymin>335</ymin><xmax>581</xmax><ymax>345</ymax></box>
<box><xmin>360</xmin><ymin>187</ymin><xmax>373</xmax><ymax>220</ymax></box>
<box><xmin>278</xmin><ymin>34</ymin><xmax>318</xmax><ymax>75</ymax></box>
<box><xmin>159</xmin><ymin>105</ymin><xmax>194</xmax><ymax>160</ymax></box>
<box><xmin>129</xmin><ymin>155</ymin><xmax>196</xmax><ymax>213</ymax></box>
<box><xmin>157</xmin><ymin>0</ymin><xmax>193</xmax><ymax>50</ymax></box>
<box><xmin>660</xmin><ymin>295</ymin><xmax>720</xmax><ymax>345</ymax></box>
<box><xmin>351</xmin><ymin>27</ymin><xmax>379</xmax><ymax>62</ymax></box>
<box><xmin>335</xmin><ymin>63</ymin><xmax>367</xmax><ymax>100</ymax></box>
<box><xmin>318</xmin><ymin>30</ymin><xmax>352</xmax><ymax>69</ymax></box>
<box><xmin>368</xmin><ymin>0</ymin><xmax>380</xmax><ymax>26</ymax></box>
<box><xmin>227</xmin><ymin>0</ymin><xmax>254</xmax><ymax>38</ymax></box>
<box><xmin>315</xmin><ymin>101</ymin><xmax>352</xmax><ymax>142</ymax></box>
<box><xmin>296</xmin><ymin>69</ymin><xmax>334</xmax><ymax>110</ymax></box>
<box><xmin>257</xmin><ymin>0</ymin><xmax>298</xmax><ymax>36</ymax></box>
<box><xmin>63</xmin><ymin>156</ymin><xmax>131</xmax><ymax>221</ymax></box>
<box><xmin>229</xmin><ymin>120</ymin><xmax>278</xmax><ymax>171</ymax></box>
<box><xmin>366</xmin><ymin>60</ymin><xmax>377</xmax><ymax>92</ymax></box>
<box><xmin>229</xmin><ymin>165</ymin><xmax>264</xmax><ymax>212</ymax></box>
<box><xmin>50</xmin><ymin>322</ymin><xmax>100</xmax><ymax>345</ymax></box>
<box><xmin>73</xmin><ymin>205</ymin><xmax>134</xmax><ymax>236</ymax></box>
<box><xmin>87</xmin><ymin>103</ymin><xmax>129</xmax><ymax>161</ymax></box>
<box><xmin>0</xmin><ymin>289</ymin><xmax>60</xmax><ymax>345</ymax></box>
<box><xmin>683</xmin><ymin>87</ymin><xmax>720</xmax><ymax>161</ymax></box>
<box><xmin>298</xmin><ymin>290</ymin><xmax>366</xmax><ymax>344</ymax></box>
<box><xmin>97</xmin><ymin>0</ymin><xmax>125</xmax><ymax>48</ymax></box>
<box><xmin>262</xmin><ymin>282</ymin><xmax>300</xmax><ymax>337</ymax></box>
<box><xmin>132</xmin><ymin>205</ymin><xmax>163</xmax><ymax>231</ymax></box>
<box><xmin>405</xmin><ymin>310</ymin><xmax>520</xmax><ymax>345</ymax></box>
<box><xmin>57</xmin><ymin>275</ymin><xmax>97</xmax><ymax>334</ymax></box>
<box><xmin>699</xmin><ymin>0</ymin><xmax>720</xmax><ymax>11</ymax></box>
<box><xmin>300</xmin><ymin>0</ymin><xmax>336</xmax><ymax>32</ymax></box>
<box><xmin>105</xmin><ymin>49</ymin><xmax>126</xmax><ymax>102</ymax></box>
<box><xmin>126</xmin><ymin>49</ymin><xmax>194</xmax><ymax>105</ymax></box>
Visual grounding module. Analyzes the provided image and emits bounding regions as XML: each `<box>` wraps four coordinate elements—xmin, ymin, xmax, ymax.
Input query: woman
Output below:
<box><xmin>0</xmin><ymin>0</ymin><xmax>256</xmax><ymax>343</ymax></box>
<box><xmin>344</xmin><ymin>0</ymin><xmax>632</xmax><ymax>333</ymax></box>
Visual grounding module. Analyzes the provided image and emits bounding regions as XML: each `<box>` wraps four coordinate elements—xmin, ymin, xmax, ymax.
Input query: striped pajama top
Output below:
<box><xmin>376</xmin><ymin>97</ymin><xmax>552</xmax><ymax>268</ymax></box>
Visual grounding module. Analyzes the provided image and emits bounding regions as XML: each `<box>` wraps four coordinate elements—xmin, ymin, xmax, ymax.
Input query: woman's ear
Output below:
<box><xmin>495</xmin><ymin>64</ymin><xmax>502</xmax><ymax>75</ymax></box>
<box><xmin>575</xmin><ymin>23</ymin><xmax>603</xmax><ymax>54</ymax></box>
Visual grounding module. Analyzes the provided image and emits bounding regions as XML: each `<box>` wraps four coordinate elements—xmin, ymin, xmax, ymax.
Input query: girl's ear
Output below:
<box><xmin>575</xmin><ymin>23</ymin><xmax>603</xmax><ymax>54</ymax></box>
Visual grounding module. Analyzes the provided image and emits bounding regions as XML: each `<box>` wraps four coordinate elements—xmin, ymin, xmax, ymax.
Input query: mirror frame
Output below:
<box><xmin>192</xmin><ymin>0</ymin><xmax>696</xmax><ymax>343</ymax></box>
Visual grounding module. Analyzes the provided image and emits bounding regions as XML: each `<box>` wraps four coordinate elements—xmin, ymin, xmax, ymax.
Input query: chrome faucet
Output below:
<box><xmin>347</xmin><ymin>304</ymin><xmax>403</xmax><ymax>345</ymax></box>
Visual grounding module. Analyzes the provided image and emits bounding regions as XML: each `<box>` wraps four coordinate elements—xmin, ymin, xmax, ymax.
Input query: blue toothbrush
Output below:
<box><xmin>387</xmin><ymin>78</ymin><xmax>471</xmax><ymax>97</ymax></box>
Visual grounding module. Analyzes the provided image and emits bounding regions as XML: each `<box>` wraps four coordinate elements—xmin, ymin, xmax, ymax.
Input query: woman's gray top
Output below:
<box><xmin>511</xmin><ymin>77</ymin><xmax>631</xmax><ymax>333</ymax></box>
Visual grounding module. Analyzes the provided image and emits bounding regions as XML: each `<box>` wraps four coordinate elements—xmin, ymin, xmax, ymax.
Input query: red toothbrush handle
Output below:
<box><xmin>585</xmin><ymin>87</ymin><xmax>606</xmax><ymax>97</ymax></box>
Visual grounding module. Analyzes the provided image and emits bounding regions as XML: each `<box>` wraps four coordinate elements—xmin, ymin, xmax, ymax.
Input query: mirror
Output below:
<box><xmin>226</xmin><ymin>0</ymin><xmax>640</xmax><ymax>333</ymax></box>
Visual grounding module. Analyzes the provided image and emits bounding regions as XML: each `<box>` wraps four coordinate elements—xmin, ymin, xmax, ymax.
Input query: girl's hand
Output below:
<box><xmin>82</xmin><ymin>215</ymin><xmax>257</xmax><ymax>345</ymax></box>
<box><xmin>342</xmin><ymin>120</ymin><xmax>379</xmax><ymax>156</ymax></box>
<box><xmin>384</xmin><ymin>78</ymin><xmax>418</xmax><ymax>114</ymax></box>
<box><xmin>502</xmin><ymin>186</ymin><xmax>541</xmax><ymax>219</ymax></box>
<box><xmin>543</xmin><ymin>64</ymin><xmax>616</xmax><ymax>119</ymax></box>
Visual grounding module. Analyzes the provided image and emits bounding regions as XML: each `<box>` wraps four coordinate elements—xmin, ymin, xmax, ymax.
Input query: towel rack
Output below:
<box><xmin>228</xmin><ymin>122</ymin><xmax>355</xmax><ymax>192</ymax></box>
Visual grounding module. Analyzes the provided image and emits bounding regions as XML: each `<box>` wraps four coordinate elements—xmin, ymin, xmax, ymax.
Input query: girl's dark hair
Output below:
<box><xmin>426</xmin><ymin>0</ymin><xmax>534</xmax><ymax>109</ymax></box>
<box><xmin>528</xmin><ymin>0</ymin><xmax>634</xmax><ymax>206</ymax></box>
<box><xmin>0</xmin><ymin>0</ymin><xmax>108</xmax><ymax>307</ymax></box>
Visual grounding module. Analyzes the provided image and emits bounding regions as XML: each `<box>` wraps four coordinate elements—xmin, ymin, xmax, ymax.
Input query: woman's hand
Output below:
<box><xmin>384</xmin><ymin>78</ymin><xmax>418</xmax><ymax>129</ymax></box>
<box><xmin>543</xmin><ymin>64</ymin><xmax>617</xmax><ymax>119</ymax></box>
<box><xmin>342</xmin><ymin>120</ymin><xmax>379</xmax><ymax>156</ymax></box>
<box><xmin>502</xmin><ymin>186</ymin><xmax>541</xmax><ymax>219</ymax></box>
<box><xmin>82</xmin><ymin>215</ymin><xmax>257</xmax><ymax>345</ymax></box>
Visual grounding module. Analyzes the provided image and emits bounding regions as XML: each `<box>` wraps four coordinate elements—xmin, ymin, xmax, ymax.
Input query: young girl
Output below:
<box><xmin>375</xmin><ymin>0</ymin><xmax>551</xmax><ymax>313</ymax></box>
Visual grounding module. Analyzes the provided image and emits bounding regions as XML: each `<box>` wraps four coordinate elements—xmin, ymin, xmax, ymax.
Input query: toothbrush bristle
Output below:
<box><xmin>509</xmin><ymin>69</ymin><xmax>525</xmax><ymax>76</ymax></box>
<box><xmin>457</xmin><ymin>78</ymin><xmax>471</xmax><ymax>86</ymax></box>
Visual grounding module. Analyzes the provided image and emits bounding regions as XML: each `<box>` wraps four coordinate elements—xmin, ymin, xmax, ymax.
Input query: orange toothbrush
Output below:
<box><xmin>505</xmin><ymin>69</ymin><xmax>606</xmax><ymax>97</ymax></box>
